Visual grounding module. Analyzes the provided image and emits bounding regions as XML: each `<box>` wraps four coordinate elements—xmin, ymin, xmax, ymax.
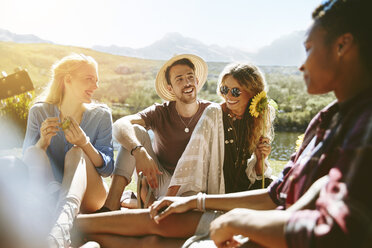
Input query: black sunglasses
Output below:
<box><xmin>220</xmin><ymin>85</ymin><xmax>241</xmax><ymax>97</ymax></box>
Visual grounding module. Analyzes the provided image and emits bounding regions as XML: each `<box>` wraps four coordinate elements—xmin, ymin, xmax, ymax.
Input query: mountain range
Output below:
<box><xmin>0</xmin><ymin>28</ymin><xmax>52</xmax><ymax>44</ymax></box>
<box><xmin>0</xmin><ymin>28</ymin><xmax>306</xmax><ymax>66</ymax></box>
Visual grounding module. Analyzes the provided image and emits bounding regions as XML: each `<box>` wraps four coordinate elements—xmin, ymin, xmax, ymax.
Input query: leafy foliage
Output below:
<box><xmin>0</xmin><ymin>92</ymin><xmax>34</xmax><ymax>132</ymax></box>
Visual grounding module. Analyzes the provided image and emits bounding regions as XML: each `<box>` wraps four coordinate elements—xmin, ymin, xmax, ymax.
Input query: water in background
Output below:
<box><xmin>270</xmin><ymin>131</ymin><xmax>302</xmax><ymax>161</ymax></box>
<box><xmin>114</xmin><ymin>131</ymin><xmax>302</xmax><ymax>162</ymax></box>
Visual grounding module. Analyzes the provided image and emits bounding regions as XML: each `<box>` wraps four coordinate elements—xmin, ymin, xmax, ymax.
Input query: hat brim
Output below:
<box><xmin>155</xmin><ymin>54</ymin><xmax>208</xmax><ymax>101</ymax></box>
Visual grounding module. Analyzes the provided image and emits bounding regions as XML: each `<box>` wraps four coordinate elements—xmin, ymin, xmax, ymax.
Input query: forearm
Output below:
<box><xmin>255</xmin><ymin>157</ymin><xmax>264</xmax><ymax>175</ymax></box>
<box><xmin>35</xmin><ymin>138</ymin><xmax>48</xmax><ymax>150</ymax></box>
<box><xmin>166</xmin><ymin>185</ymin><xmax>181</xmax><ymax>196</ymax></box>
<box><xmin>216</xmin><ymin>209</ymin><xmax>290</xmax><ymax>248</ymax></box>
<box><xmin>113</xmin><ymin>116</ymin><xmax>143</xmax><ymax>151</ymax></box>
<box><xmin>205</xmin><ymin>189</ymin><xmax>276</xmax><ymax>211</ymax></box>
<box><xmin>80</xmin><ymin>143</ymin><xmax>104</xmax><ymax>167</ymax></box>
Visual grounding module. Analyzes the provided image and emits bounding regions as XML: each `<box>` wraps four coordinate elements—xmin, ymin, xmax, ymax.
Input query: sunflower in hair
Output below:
<box><xmin>249</xmin><ymin>91</ymin><xmax>268</xmax><ymax>118</ymax></box>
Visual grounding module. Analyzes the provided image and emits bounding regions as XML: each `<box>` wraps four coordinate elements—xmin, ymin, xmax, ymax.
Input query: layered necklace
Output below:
<box><xmin>176</xmin><ymin>102</ymin><xmax>199</xmax><ymax>133</ymax></box>
<box><xmin>223</xmin><ymin>106</ymin><xmax>250</xmax><ymax>168</ymax></box>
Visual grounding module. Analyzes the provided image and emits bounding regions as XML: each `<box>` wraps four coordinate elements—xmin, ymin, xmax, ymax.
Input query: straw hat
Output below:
<box><xmin>155</xmin><ymin>54</ymin><xmax>208</xmax><ymax>101</ymax></box>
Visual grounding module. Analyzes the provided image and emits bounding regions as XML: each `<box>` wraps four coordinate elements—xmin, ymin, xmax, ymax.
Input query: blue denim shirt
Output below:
<box><xmin>23</xmin><ymin>102</ymin><xmax>114</xmax><ymax>182</ymax></box>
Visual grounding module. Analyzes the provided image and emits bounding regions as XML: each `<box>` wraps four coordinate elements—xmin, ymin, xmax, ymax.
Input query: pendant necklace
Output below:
<box><xmin>177</xmin><ymin>112</ymin><xmax>195</xmax><ymax>133</ymax></box>
<box><xmin>176</xmin><ymin>104</ymin><xmax>198</xmax><ymax>133</ymax></box>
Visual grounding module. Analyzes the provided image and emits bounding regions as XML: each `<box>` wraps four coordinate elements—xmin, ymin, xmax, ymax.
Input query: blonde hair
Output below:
<box><xmin>37</xmin><ymin>53</ymin><xmax>98</xmax><ymax>105</ymax></box>
<box><xmin>218</xmin><ymin>62</ymin><xmax>275</xmax><ymax>153</ymax></box>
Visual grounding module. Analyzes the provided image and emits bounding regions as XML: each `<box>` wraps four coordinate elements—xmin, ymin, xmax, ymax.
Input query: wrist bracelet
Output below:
<box><xmin>196</xmin><ymin>192</ymin><xmax>206</xmax><ymax>212</ymax></box>
<box><xmin>196</xmin><ymin>192</ymin><xmax>202</xmax><ymax>211</ymax></box>
<box><xmin>201</xmin><ymin>193</ymin><xmax>206</xmax><ymax>212</ymax></box>
<box><xmin>130</xmin><ymin>145</ymin><xmax>143</xmax><ymax>156</ymax></box>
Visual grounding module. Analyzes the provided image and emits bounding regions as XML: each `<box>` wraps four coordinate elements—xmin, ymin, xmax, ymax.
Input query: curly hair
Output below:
<box><xmin>217</xmin><ymin>63</ymin><xmax>275</xmax><ymax>154</ymax></box>
<box><xmin>312</xmin><ymin>0</ymin><xmax>372</xmax><ymax>72</ymax></box>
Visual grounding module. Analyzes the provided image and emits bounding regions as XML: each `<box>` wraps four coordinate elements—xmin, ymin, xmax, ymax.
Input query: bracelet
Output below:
<box><xmin>196</xmin><ymin>192</ymin><xmax>202</xmax><ymax>211</ymax></box>
<box><xmin>130</xmin><ymin>145</ymin><xmax>143</xmax><ymax>156</ymax></box>
<box><xmin>201</xmin><ymin>193</ymin><xmax>206</xmax><ymax>212</ymax></box>
<box><xmin>196</xmin><ymin>192</ymin><xmax>206</xmax><ymax>212</ymax></box>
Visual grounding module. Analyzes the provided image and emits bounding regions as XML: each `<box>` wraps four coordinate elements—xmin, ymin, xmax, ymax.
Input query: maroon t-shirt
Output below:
<box><xmin>138</xmin><ymin>100</ymin><xmax>210</xmax><ymax>174</ymax></box>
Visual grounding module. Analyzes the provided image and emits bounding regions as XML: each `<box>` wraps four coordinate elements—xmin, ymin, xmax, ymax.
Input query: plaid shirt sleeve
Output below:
<box><xmin>285</xmin><ymin>107</ymin><xmax>372</xmax><ymax>248</ymax></box>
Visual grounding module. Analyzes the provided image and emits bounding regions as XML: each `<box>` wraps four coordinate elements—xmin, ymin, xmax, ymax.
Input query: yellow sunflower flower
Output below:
<box><xmin>295</xmin><ymin>134</ymin><xmax>305</xmax><ymax>152</ymax></box>
<box><xmin>249</xmin><ymin>91</ymin><xmax>268</xmax><ymax>118</ymax></box>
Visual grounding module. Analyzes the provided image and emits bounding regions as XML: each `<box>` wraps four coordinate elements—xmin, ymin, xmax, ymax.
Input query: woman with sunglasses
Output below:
<box><xmin>166</xmin><ymin>62</ymin><xmax>275</xmax><ymax>197</ymax></box>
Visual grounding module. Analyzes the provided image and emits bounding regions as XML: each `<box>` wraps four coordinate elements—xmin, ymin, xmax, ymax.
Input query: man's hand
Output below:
<box><xmin>133</xmin><ymin>147</ymin><xmax>162</xmax><ymax>189</ymax></box>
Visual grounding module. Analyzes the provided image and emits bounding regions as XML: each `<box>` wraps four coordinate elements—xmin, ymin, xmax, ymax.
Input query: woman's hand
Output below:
<box><xmin>254</xmin><ymin>137</ymin><xmax>271</xmax><ymax>161</ymax></box>
<box><xmin>63</xmin><ymin>117</ymin><xmax>89</xmax><ymax>147</ymax></box>
<box><xmin>210</xmin><ymin>209</ymin><xmax>248</xmax><ymax>248</ymax></box>
<box><xmin>36</xmin><ymin>117</ymin><xmax>59</xmax><ymax>150</ymax></box>
<box><xmin>149</xmin><ymin>195</ymin><xmax>197</xmax><ymax>224</ymax></box>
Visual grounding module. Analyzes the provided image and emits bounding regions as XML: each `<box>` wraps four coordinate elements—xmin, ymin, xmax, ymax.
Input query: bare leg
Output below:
<box><xmin>76</xmin><ymin>209</ymin><xmax>202</xmax><ymax>238</ymax></box>
<box><xmin>104</xmin><ymin>174</ymin><xmax>129</xmax><ymax>210</ymax></box>
<box><xmin>48</xmin><ymin>147</ymin><xmax>107</xmax><ymax>247</ymax></box>
<box><xmin>104</xmin><ymin>125</ymin><xmax>162</xmax><ymax>210</ymax></box>
<box><xmin>59</xmin><ymin>146</ymin><xmax>107</xmax><ymax>213</ymax></box>
<box><xmin>87</xmin><ymin>234</ymin><xmax>185</xmax><ymax>248</ymax></box>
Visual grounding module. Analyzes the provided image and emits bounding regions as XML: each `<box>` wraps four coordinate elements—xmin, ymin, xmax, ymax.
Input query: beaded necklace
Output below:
<box><xmin>222</xmin><ymin>105</ymin><xmax>250</xmax><ymax>168</ymax></box>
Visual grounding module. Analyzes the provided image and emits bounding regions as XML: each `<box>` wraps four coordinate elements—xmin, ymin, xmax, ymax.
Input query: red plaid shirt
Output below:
<box><xmin>268</xmin><ymin>89</ymin><xmax>372</xmax><ymax>248</ymax></box>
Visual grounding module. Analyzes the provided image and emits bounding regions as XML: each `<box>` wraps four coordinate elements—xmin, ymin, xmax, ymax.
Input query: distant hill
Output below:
<box><xmin>0</xmin><ymin>28</ymin><xmax>52</xmax><ymax>44</ymax></box>
<box><xmin>93</xmin><ymin>32</ymin><xmax>306</xmax><ymax>66</ymax></box>
<box><xmin>93</xmin><ymin>32</ymin><xmax>255</xmax><ymax>63</ymax></box>
<box><xmin>0</xmin><ymin>41</ymin><xmax>162</xmax><ymax>103</ymax></box>
<box><xmin>1</xmin><ymin>28</ymin><xmax>306</xmax><ymax>66</ymax></box>
<box><xmin>254</xmin><ymin>31</ymin><xmax>306</xmax><ymax>66</ymax></box>
<box><xmin>0</xmin><ymin>41</ymin><xmax>299</xmax><ymax>102</ymax></box>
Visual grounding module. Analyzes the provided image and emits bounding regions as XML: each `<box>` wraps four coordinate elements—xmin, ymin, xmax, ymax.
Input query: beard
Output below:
<box><xmin>174</xmin><ymin>85</ymin><xmax>197</xmax><ymax>104</ymax></box>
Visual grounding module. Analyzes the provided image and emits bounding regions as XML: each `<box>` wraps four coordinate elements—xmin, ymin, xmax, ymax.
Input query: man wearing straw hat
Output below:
<box><xmin>100</xmin><ymin>54</ymin><xmax>211</xmax><ymax>211</ymax></box>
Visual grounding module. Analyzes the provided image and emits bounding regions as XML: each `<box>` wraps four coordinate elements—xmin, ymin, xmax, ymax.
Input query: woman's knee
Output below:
<box><xmin>65</xmin><ymin>146</ymin><xmax>84</xmax><ymax>161</ymax></box>
<box><xmin>23</xmin><ymin>146</ymin><xmax>48</xmax><ymax>163</ymax></box>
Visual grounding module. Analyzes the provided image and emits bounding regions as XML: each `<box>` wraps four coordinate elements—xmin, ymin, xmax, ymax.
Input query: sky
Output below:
<box><xmin>1</xmin><ymin>0</ymin><xmax>322</xmax><ymax>52</ymax></box>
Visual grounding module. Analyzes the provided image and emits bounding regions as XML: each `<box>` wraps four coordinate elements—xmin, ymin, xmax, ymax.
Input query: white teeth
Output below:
<box><xmin>227</xmin><ymin>100</ymin><xmax>238</xmax><ymax>104</ymax></box>
<box><xmin>183</xmin><ymin>88</ymin><xmax>193</xmax><ymax>93</ymax></box>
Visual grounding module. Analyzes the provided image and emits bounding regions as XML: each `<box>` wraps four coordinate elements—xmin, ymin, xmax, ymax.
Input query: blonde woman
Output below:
<box><xmin>167</xmin><ymin>62</ymin><xmax>275</xmax><ymax>196</ymax></box>
<box><xmin>23</xmin><ymin>53</ymin><xmax>114</xmax><ymax>247</ymax></box>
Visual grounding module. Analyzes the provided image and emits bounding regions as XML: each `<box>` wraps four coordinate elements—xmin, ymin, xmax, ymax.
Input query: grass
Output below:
<box><xmin>269</xmin><ymin>160</ymin><xmax>287</xmax><ymax>177</ymax></box>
